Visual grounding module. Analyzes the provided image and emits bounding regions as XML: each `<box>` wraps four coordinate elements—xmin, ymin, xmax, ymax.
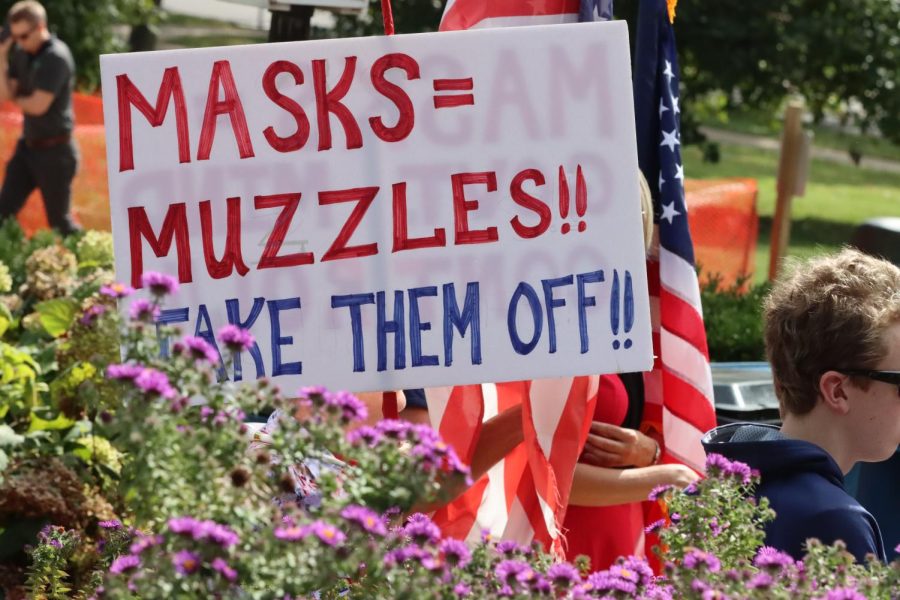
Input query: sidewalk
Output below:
<box><xmin>700</xmin><ymin>126</ymin><xmax>900</xmax><ymax>175</ymax></box>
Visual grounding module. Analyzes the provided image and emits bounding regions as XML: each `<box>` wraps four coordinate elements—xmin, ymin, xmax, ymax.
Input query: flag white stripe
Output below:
<box><xmin>471</xmin><ymin>384</ymin><xmax>511</xmax><ymax>540</ymax></box>
<box><xmin>427</xmin><ymin>386</ymin><xmax>454</xmax><ymax>431</ymax></box>
<box><xmin>501</xmin><ymin>497</ymin><xmax>536</xmax><ymax>544</ymax></box>
<box><xmin>663</xmin><ymin>407</ymin><xmax>707</xmax><ymax>471</ymax></box>
<box><xmin>659</xmin><ymin>246</ymin><xmax>704</xmax><ymax>316</ymax></box>
<box><xmin>660</xmin><ymin>328</ymin><xmax>715</xmax><ymax>405</ymax></box>
<box><xmin>529</xmin><ymin>377</ymin><xmax>573</xmax><ymax>458</ymax></box>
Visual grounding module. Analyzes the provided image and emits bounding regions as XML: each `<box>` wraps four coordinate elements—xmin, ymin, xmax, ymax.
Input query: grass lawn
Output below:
<box><xmin>683</xmin><ymin>143</ymin><xmax>900</xmax><ymax>284</ymax></box>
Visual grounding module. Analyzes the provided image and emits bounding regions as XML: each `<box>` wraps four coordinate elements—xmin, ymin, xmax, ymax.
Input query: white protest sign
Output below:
<box><xmin>100</xmin><ymin>21</ymin><xmax>652</xmax><ymax>393</ymax></box>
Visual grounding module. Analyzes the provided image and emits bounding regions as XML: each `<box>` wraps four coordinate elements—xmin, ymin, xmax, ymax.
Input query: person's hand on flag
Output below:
<box><xmin>580</xmin><ymin>422</ymin><xmax>660</xmax><ymax>468</ymax></box>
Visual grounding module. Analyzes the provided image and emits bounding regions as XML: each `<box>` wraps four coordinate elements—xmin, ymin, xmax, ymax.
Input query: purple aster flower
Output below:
<box><xmin>172</xmin><ymin>550</ymin><xmax>201</xmax><ymax>575</ymax></box>
<box><xmin>168</xmin><ymin>516</ymin><xmax>201</xmax><ymax>537</ymax></box>
<box><xmin>547</xmin><ymin>563</ymin><xmax>580</xmax><ymax>588</ymax></box>
<box><xmin>201</xmin><ymin>522</ymin><xmax>240</xmax><ymax>548</ymax></box>
<box><xmin>309</xmin><ymin>520</ymin><xmax>345</xmax><ymax>546</ymax></box>
<box><xmin>100</xmin><ymin>282</ymin><xmax>134</xmax><ymax>299</ymax></box>
<box><xmin>705</xmin><ymin>453</ymin><xmax>733</xmax><ymax>475</ymax></box>
<box><xmin>274</xmin><ymin>525</ymin><xmax>308</xmax><ymax>541</ymax></box>
<box><xmin>724</xmin><ymin>460</ymin><xmax>754</xmax><ymax>485</ymax></box>
<box><xmin>453</xmin><ymin>582</ymin><xmax>471</xmax><ymax>597</ymax></box>
<box><xmin>644</xmin><ymin>518</ymin><xmax>666</xmax><ymax>534</ymax></box>
<box><xmin>49</xmin><ymin>538</ymin><xmax>63</xmax><ymax>549</ymax></box>
<box><xmin>341</xmin><ymin>505</ymin><xmax>387</xmax><ymax>536</ymax></box>
<box><xmin>496</xmin><ymin>540</ymin><xmax>524</xmax><ymax>556</ymax></box>
<box><xmin>134</xmin><ymin>368</ymin><xmax>176</xmax><ymax>399</ymax></box>
<box><xmin>347</xmin><ymin>426</ymin><xmax>383</xmax><ymax>447</ymax></box>
<box><xmin>670</xmin><ymin>512</ymin><xmax>682</xmax><ymax>523</ymax></box>
<box><xmin>619</xmin><ymin>556</ymin><xmax>655</xmax><ymax>586</ymax></box>
<box><xmin>825</xmin><ymin>588</ymin><xmax>867</xmax><ymax>600</ymax></box>
<box><xmin>648</xmin><ymin>484</ymin><xmax>674</xmax><ymax>502</ymax></box>
<box><xmin>895</xmin><ymin>543</ymin><xmax>900</xmax><ymax>554</ymax></box>
<box><xmin>98</xmin><ymin>520</ymin><xmax>122</xmax><ymax>529</ymax></box>
<box><xmin>610</xmin><ymin>563</ymin><xmax>641</xmax><ymax>585</ymax></box>
<box><xmin>585</xmin><ymin>572</ymin><xmax>637</xmax><ymax>595</ymax></box>
<box><xmin>439</xmin><ymin>538</ymin><xmax>471</xmax><ymax>568</ymax></box>
<box><xmin>515</xmin><ymin>565</ymin><xmax>537</xmax><ymax>585</ymax></box>
<box><xmin>709</xmin><ymin>517</ymin><xmax>724</xmax><ymax>537</ymax></box>
<box><xmin>211</xmin><ymin>557</ymin><xmax>238</xmax><ymax>583</ymax></box>
<box><xmin>683</xmin><ymin>549</ymin><xmax>721</xmax><ymax>572</ymax></box>
<box><xmin>129</xmin><ymin>298</ymin><xmax>160</xmax><ymax>321</ymax></box>
<box><xmin>403</xmin><ymin>514</ymin><xmax>441</xmax><ymax>546</ymax></box>
<box><xmin>327</xmin><ymin>391</ymin><xmax>368</xmax><ymax>423</ymax></box>
<box><xmin>79</xmin><ymin>304</ymin><xmax>107</xmax><ymax>326</ymax></box>
<box><xmin>109</xmin><ymin>555</ymin><xmax>141</xmax><ymax>574</ymax></box>
<box><xmin>129</xmin><ymin>534</ymin><xmax>163</xmax><ymax>555</ymax></box>
<box><xmin>495</xmin><ymin>559</ymin><xmax>530</xmax><ymax>587</ymax></box>
<box><xmin>377</xmin><ymin>419</ymin><xmax>411</xmax><ymax>439</ymax></box>
<box><xmin>141</xmin><ymin>272</ymin><xmax>179</xmax><ymax>297</ymax></box>
<box><xmin>182</xmin><ymin>336</ymin><xmax>220</xmax><ymax>363</ymax></box>
<box><xmin>754</xmin><ymin>546</ymin><xmax>794</xmax><ymax>571</ymax></box>
<box><xmin>747</xmin><ymin>572</ymin><xmax>774</xmax><ymax>589</ymax></box>
<box><xmin>107</xmin><ymin>363</ymin><xmax>144</xmax><ymax>381</ymax></box>
<box><xmin>530</xmin><ymin>575</ymin><xmax>552</xmax><ymax>594</ymax></box>
<box><xmin>218</xmin><ymin>324</ymin><xmax>254</xmax><ymax>352</ymax></box>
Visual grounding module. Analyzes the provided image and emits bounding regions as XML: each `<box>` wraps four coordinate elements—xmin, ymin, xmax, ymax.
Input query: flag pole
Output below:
<box><xmin>382</xmin><ymin>0</ymin><xmax>395</xmax><ymax>35</ymax></box>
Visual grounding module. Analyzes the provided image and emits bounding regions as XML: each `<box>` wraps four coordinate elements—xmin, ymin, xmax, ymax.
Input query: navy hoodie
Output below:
<box><xmin>702</xmin><ymin>423</ymin><xmax>886</xmax><ymax>563</ymax></box>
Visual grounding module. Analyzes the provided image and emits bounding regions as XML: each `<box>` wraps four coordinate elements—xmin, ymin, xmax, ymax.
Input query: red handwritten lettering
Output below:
<box><xmin>128</xmin><ymin>202</ymin><xmax>192</xmax><ymax>288</ymax></box>
<box><xmin>116</xmin><ymin>67</ymin><xmax>190</xmax><ymax>172</ymax></box>
<box><xmin>313</xmin><ymin>57</ymin><xmax>363</xmax><ymax>151</ymax></box>
<box><xmin>199</xmin><ymin>197</ymin><xmax>250</xmax><ymax>279</ymax></box>
<box><xmin>255</xmin><ymin>193</ymin><xmax>315</xmax><ymax>269</ymax></box>
<box><xmin>451</xmin><ymin>172</ymin><xmax>499</xmax><ymax>245</ymax></box>
<box><xmin>510</xmin><ymin>168</ymin><xmax>551</xmax><ymax>239</ymax></box>
<box><xmin>197</xmin><ymin>60</ymin><xmax>255</xmax><ymax>161</ymax></box>
<box><xmin>369</xmin><ymin>53</ymin><xmax>419</xmax><ymax>143</ymax></box>
<box><xmin>262</xmin><ymin>60</ymin><xmax>311</xmax><ymax>153</ymax></box>
<box><xmin>319</xmin><ymin>187</ymin><xmax>379</xmax><ymax>261</ymax></box>
<box><xmin>392</xmin><ymin>181</ymin><xmax>446</xmax><ymax>252</ymax></box>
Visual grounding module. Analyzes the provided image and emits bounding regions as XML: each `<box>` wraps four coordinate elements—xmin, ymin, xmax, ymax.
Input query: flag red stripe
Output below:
<box><xmin>441</xmin><ymin>0</ymin><xmax>578</xmax><ymax>30</ymax></box>
<box><xmin>659</xmin><ymin>290</ymin><xmax>710</xmax><ymax>360</ymax></box>
<box><xmin>660</xmin><ymin>371</ymin><xmax>716</xmax><ymax>431</ymax></box>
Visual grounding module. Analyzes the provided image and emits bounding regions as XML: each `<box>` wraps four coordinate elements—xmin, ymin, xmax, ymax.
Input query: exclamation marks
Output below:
<box><xmin>558</xmin><ymin>164</ymin><xmax>587</xmax><ymax>234</ymax></box>
<box><xmin>610</xmin><ymin>270</ymin><xmax>634</xmax><ymax>350</ymax></box>
<box><xmin>559</xmin><ymin>166</ymin><xmax>571</xmax><ymax>234</ymax></box>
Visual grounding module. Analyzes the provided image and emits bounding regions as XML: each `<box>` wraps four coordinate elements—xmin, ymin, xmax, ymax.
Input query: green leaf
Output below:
<box><xmin>27</xmin><ymin>412</ymin><xmax>76</xmax><ymax>433</ymax></box>
<box><xmin>34</xmin><ymin>298</ymin><xmax>79</xmax><ymax>338</ymax></box>
<box><xmin>0</xmin><ymin>303</ymin><xmax>11</xmax><ymax>338</ymax></box>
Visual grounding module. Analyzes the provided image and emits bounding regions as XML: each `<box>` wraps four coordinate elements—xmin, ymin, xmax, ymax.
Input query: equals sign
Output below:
<box><xmin>433</xmin><ymin>78</ymin><xmax>474</xmax><ymax>109</ymax></box>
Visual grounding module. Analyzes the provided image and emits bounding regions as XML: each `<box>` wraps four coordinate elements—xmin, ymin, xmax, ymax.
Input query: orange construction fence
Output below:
<box><xmin>685</xmin><ymin>178</ymin><xmax>759</xmax><ymax>288</ymax></box>
<box><xmin>1</xmin><ymin>95</ymin><xmax>759</xmax><ymax>286</ymax></box>
<box><xmin>0</xmin><ymin>93</ymin><xmax>110</xmax><ymax>235</ymax></box>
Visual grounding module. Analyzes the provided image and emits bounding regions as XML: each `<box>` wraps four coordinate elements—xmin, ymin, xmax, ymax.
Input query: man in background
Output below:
<box><xmin>0</xmin><ymin>0</ymin><xmax>80</xmax><ymax>236</ymax></box>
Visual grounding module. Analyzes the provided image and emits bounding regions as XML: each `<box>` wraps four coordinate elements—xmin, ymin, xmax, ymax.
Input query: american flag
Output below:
<box><xmin>633</xmin><ymin>0</ymin><xmax>716</xmax><ymax>473</ymax></box>
<box><xmin>428</xmin><ymin>0</ymin><xmax>615</xmax><ymax>554</ymax></box>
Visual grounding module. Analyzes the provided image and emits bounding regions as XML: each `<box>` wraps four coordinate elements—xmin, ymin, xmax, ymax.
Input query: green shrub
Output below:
<box><xmin>701</xmin><ymin>276</ymin><xmax>770</xmax><ymax>362</ymax></box>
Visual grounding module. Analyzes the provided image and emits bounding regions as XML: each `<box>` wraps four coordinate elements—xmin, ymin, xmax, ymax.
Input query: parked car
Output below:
<box><xmin>710</xmin><ymin>362</ymin><xmax>780</xmax><ymax>426</ymax></box>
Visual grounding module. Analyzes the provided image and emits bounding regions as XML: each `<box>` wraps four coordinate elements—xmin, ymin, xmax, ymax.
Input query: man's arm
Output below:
<box><xmin>14</xmin><ymin>89</ymin><xmax>53</xmax><ymax>116</ymax></box>
<box><xmin>0</xmin><ymin>39</ymin><xmax>18</xmax><ymax>103</ymax></box>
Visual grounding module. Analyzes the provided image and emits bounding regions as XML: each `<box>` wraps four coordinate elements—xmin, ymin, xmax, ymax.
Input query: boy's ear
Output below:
<box><xmin>818</xmin><ymin>371</ymin><xmax>851</xmax><ymax>415</ymax></box>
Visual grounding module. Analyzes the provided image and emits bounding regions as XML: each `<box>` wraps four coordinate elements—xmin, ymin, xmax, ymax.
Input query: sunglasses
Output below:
<box><xmin>836</xmin><ymin>369</ymin><xmax>900</xmax><ymax>394</ymax></box>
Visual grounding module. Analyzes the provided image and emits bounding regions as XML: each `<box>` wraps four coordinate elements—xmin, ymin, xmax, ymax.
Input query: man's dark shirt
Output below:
<box><xmin>7</xmin><ymin>35</ymin><xmax>74</xmax><ymax>140</ymax></box>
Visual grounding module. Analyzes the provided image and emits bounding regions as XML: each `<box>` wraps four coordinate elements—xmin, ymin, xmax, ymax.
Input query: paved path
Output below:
<box><xmin>701</xmin><ymin>126</ymin><xmax>900</xmax><ymax>175</ymax></box>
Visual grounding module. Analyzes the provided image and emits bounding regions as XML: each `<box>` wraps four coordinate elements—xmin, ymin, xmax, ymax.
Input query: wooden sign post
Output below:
<box><xmin>768</xmin><ymin>102</ymin><xmax>812</xmax><ymax>281</ymax></box>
